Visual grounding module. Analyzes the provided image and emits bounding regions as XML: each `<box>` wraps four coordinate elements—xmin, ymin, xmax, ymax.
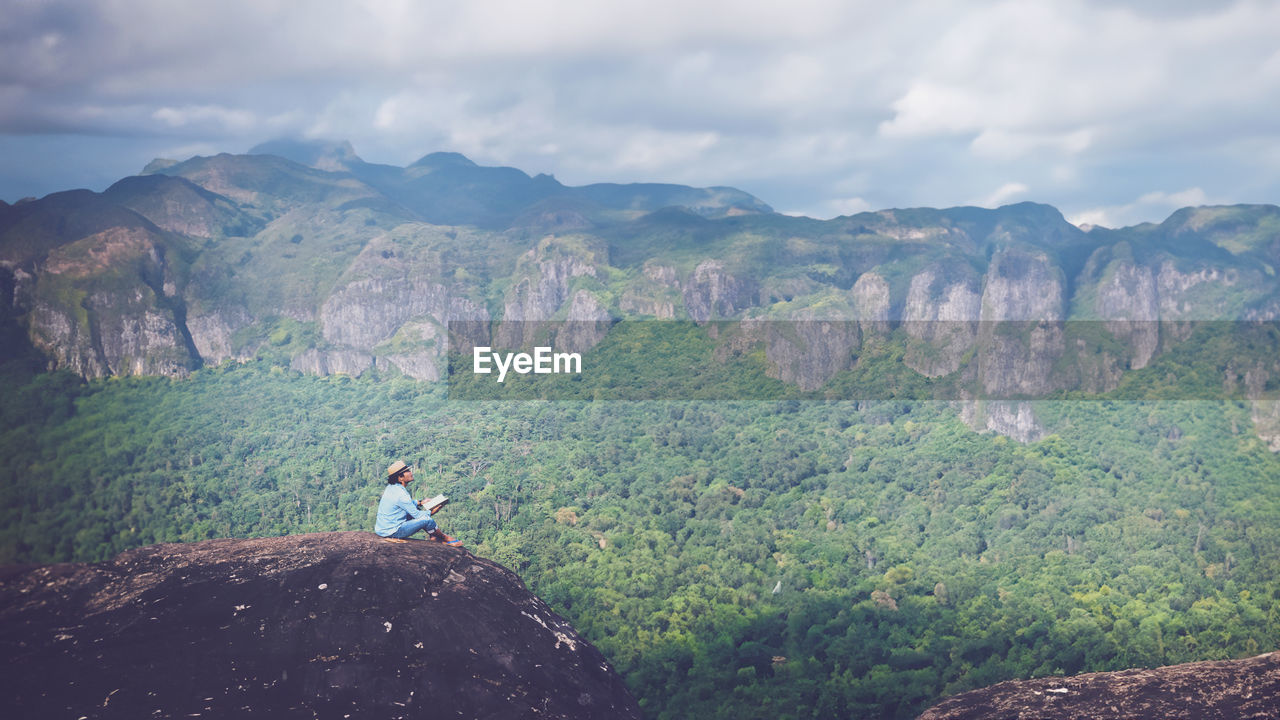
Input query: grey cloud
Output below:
<box><xmin>1</xmin><ymin>0</ymin><xmax>1278</xmax><ymax>223</ymax></box>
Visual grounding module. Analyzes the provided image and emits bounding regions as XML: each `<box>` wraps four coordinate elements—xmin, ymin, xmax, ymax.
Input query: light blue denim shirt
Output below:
<box><xmin>375</xmin><ymin>484</ymin><xmax>427</xmax><ymax>537</ymax></box>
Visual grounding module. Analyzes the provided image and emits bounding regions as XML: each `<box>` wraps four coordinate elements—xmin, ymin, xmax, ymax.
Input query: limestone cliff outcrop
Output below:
<box><xmin>756</xmin><ymin>312</ymin><xmax>861</xmax><ymax>391</ymax></box>
<box><xmin>851</xmin><ymin>271</ymin><xmax>892</xmax><ymax>335</ymax></box>
<box><xmin>744</xmin><ymin>274</ymin><xmax>896</xmax><ymax>391</ymax></box>
<box><xmin>185</xmin><ymin>305</ymin><xmax>252</xmax><ymax>366</ymax></box>
<box><xmin>15</xmin><ymin>225</ymin><xmax>198</xmax><ymax>378</ymax></box>
<box><xmin>917</xmin><ymin>650</ymin><xmax>1280</xmax><ymax>720</ymax></box>
<box><xmin>1093</xmin><ymin>258</ymin><xmax>1159</xmax><ymax>369</ymax></box>
<box><xmin>289</xmin><ymin>347</ymin><xmax>379</xmax><ymax>377</ymax></box>
<box><xmin>558</xmin><ymin>289</ymin><xmax>613</xmax><ymax>354</ymax></box>
<box><xmin>903</xmin><ymin>266</ymin><xmax>981</xmax><ymax>377</ymax></box>
<box><xmin>619</xmin><ymin>262</ymin><xmax>680</xmax><ymax>319</ymax></box>
<box><xmin>0</xmin><ymin>532</ymin><xmax>640</xmax><ymax>719</ymax></box>
<box><xmin>496</xmin><ymin>237</ymin><xmax>604</xmax><ymax>349</ymax></box>
<box><xmin>683</xmin><ymin>259</ymin><xmax>754</xmax><ymax>323</ymax></box>
<box><xmin>958</xmin><ymin>398</ymin><xmax>1047</xmax><ymax>444</ymax></box>
<box><xmin>977</xmin><ymin>248</ymin><xmax>1066</xmax><ymax>398</ymax></box>
<box><xmin>318</xmin><ymin>270</ymin><xmax>485</xmax><ymax>380</ymax></box>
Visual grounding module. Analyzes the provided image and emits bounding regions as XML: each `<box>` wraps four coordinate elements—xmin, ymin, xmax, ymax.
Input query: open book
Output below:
<box><xmin>422</xmin><ymin>494</ymin><xmax>449</xmax><ymax>514</ymax></box>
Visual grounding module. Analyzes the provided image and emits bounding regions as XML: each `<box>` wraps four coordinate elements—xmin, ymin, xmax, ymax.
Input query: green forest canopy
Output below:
<box><xmin>2</xmin><ymin>357</ymin><xmax>1278</xmax><ymax>719</ymax></box>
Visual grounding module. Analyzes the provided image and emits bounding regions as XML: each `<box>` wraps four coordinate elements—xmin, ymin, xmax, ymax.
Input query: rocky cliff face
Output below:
<box><xmin>958</xmin><ymin>399</ymin><xmax>1047</xmax><ymax>444</ymax></box>
<box><xmin>683</xmin><ymin>259</ymin><xmax>754</xmax><ymax>323</ymax></box>
<box><xmin>619</xmin><ymin>262</ymin><xmax>680</xmax><ymax>319</ymax></box>
<box><xmin>1093</xmin><ymin>258</ymin><xmax>1160</xmax><ymax>369</ymax></box>
<box><xmin>4</xmin><ymin>218</ymin><xmax>198</xmax><ymax>378</ymax></box>
<box><xmin>976</xmin><ymin>249</ymin><xmax>1067</xmax><ymax>398</ymax></box>
<box><xmin>851</xmin><ymin>271</ymin><xmax>892</xmax><ymax>335</ymax></box>
<box><xmin>917</xmin><ymin>651</ymin><xmax>1280</xmax><ymax>720</ymax></box>
<box><xmin>496</xmin><ymin>237</ymin><xmax>605</xmax><ymax>350</ymax></box>
<box><xmin>559</xmin><ymin>289</ymin><xmax>613</xmax><ymax>353</ymax></box>
<box><xmin>902</xmin><ymin>266</ymin><xmax>981</xmax><ymax>377</ymax></box>
<box><xmin>757</xmin><ymin>313</ymin><xmax>861</xmax><ymax>391</ymax></box>
<box><xmin>315</xmin><ymin>236</ymin><xmax>489</xmax><ymax>381</ymax></box>
<box><xmin>0</xmin><ymin>532</ymin><xmax>640</xmax><ymax>720</ymax></box>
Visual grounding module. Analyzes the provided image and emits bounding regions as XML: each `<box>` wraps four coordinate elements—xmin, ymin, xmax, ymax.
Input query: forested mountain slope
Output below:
<box><xmin>1</xmin><ymin>145</ymin><xmax>1275</xmax><ymax>443</ymax></box>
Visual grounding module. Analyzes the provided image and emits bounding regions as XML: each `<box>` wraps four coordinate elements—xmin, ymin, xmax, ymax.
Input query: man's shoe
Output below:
<box><xmin>433</xmin><ymin>531</ymin><xmax>463</xmax><ymax>546</ymax></box>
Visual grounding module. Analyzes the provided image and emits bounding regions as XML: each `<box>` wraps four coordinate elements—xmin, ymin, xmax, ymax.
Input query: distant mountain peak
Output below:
<box><xmin>248</xmin><ymin>138</ymin><xmax>362</xmax><ymax>171</ymax></box>
<box><xmin>141</xmin><ymin>157</ymin><xmax>179</xmax><ymax>174</ymax></box>
<box><xmin>998</xmin><ymin>200</ymin><xmax>1068</xmax><ymax>219</ymax></box>
<box><xmin>409</xmin><ymin>151</ymin><xmax>478</xmax><ymax>169</ymax></box>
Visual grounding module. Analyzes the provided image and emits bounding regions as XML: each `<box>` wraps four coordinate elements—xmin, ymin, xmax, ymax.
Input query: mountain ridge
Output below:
<box><xmin>2</xmin><ymin>145</ymin><xmax>1277</xmax><ymax>442</ymax></box>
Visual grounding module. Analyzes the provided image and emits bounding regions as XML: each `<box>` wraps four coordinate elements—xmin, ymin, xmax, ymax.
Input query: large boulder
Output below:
<box><xmin>0</xmin><ymin>531</ymin><xmax>640</xmax><ymax>719</ymax></box>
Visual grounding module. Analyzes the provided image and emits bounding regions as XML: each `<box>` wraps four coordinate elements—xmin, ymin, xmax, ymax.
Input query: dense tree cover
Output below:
<box><xmin>2</xmin><ymin>361</ymin><xmax>1278</xmax><ymax>719</ymax></box>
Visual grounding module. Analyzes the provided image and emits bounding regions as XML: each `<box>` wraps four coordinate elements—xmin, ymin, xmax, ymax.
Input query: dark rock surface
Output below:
<box><xmin>917</xmin><ymin>651</ymin><xmax>1280</xmax><ymax>720</ymax></box>
<box><xmin>0</xmin><ymin>531</ymin><xmax>641</xmax><ymax>719</ymax></box>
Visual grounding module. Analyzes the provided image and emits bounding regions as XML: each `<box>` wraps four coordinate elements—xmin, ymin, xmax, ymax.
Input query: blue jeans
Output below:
<box><xmin>390</xmin><ymin>515</ymin><xmax>437</xmax><ymax>539</ymax></box>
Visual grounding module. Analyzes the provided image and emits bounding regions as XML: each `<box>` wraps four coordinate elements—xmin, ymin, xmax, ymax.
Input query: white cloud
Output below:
<box><xmin>612</xmin><ymin>130</ymin><xmax>721</xmax><ymax>173</ymax></box>
<box><xmin>970</xmin><ymin>128</ymin><xmax>1094</xmax><ymax>161</ymax></box>
<box><xmin>152</xmin><ymin>105</ymin><xmax>257</xmax><ymax>132</ymax></box>
<box><xmin>370</xmin><ymin>89</ymin><xmax>471</xmax><ymax>134</ymax></box>
<box><xmin>981</xmin><ymin>182</ymin><xmax>1030</xmax><ymax>208</ymax></box>
<box><xmin>825</xmin><ymin>196</ymin><xmax>874</xmax><ymax>217</ymax></box>
<box><xmin>1137</xmin><ymin>188</ymin><xmax>1209</xmax><ymax>207</ymax></box>
<box><xmin>1067</xmin><ymin>187</ymin><xmax>1209</xmax><ymax>228</ymax></box>
<box><xmin>878</xmin><ymin>2</ymin><xmax>1280</xmax><ymax>165</ymax></box>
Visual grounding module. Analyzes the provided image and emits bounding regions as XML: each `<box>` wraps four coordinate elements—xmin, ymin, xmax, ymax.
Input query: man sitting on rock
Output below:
<box><xmin>375</xmin><ymin>460</ymin><xmax>462</xmax><ymax>546</ymax></box>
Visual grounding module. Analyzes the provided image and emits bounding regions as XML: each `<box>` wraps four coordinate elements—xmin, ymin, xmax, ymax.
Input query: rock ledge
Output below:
<box><xmin>918</xmin><ymin>651</ymin><xmax>1280</xmax><ymax>719</ymax></box>
<box><xmin>0</xmin><ymin>531</ymin><xmax>640</xmax><ymax>719</ymax></box>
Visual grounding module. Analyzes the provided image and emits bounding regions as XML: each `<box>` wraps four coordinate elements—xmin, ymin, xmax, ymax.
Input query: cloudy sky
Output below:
<box><xmin>3</xmin><ymin>0</ymin><xmax>1279</xmax><ymax>226</ymax></box>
